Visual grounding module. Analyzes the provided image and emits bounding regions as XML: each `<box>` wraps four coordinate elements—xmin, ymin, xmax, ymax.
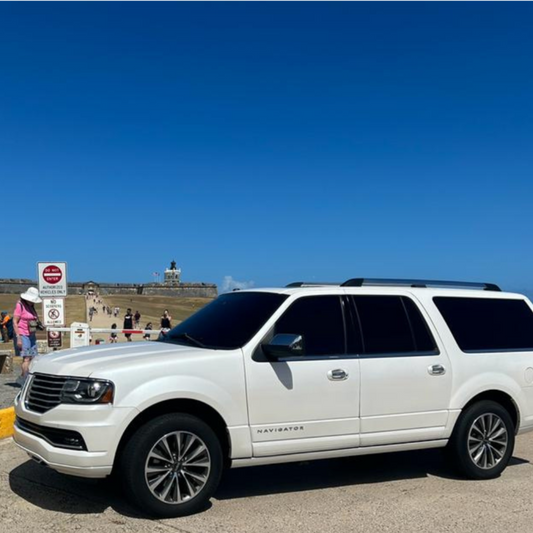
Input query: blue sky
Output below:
<box><xmin>1</xmin><ymin>2</ymin><xmax>533</xmax><ymax>291</ymax></box>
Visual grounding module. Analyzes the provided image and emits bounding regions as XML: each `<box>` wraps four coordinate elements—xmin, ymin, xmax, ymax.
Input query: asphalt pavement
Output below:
<box><xmin>2</xmin><ymin>433</ymin><xmax>533</xmax><ymax>533</ymax></box>
<box><xmin>1</xmin><ymin>359</ymin><xmax>22</xmax><ymax>410</ymax></box>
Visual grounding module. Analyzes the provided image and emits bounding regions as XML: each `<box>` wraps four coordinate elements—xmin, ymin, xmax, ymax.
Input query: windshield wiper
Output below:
<box><xmin>169</xmin><ymin>332</ymin><xmax>206</xmax><ymax>348</ymax></box>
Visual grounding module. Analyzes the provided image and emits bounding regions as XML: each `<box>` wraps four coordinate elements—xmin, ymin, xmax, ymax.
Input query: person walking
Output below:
<box><xmin>123</xmin><ymin>308</ymin><xmax>134</xmax><ymax>342</ymax></box>
<box><xmin>13</xmin><ymin>287</ymin><xmax>42</xmax><ymax>386</ymax></box>
<box><xmin>134</xmin><ymin>310</ymin><xmax>141</xmax><ymax>329</ymax></box>
<box><xmin>160</xmin><ymin>309</ymin><xmax>172</xmax><ymax>330</ymax></box>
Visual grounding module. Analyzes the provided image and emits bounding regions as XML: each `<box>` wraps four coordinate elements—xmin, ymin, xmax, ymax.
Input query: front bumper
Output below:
<box><xmin>14</xmin><ymin>391</ymin><xmax>139</xmax><ymax>479</ymax></box>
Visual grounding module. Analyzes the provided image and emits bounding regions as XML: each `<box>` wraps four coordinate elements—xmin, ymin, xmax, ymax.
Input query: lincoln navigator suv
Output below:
<box><xmin>13</xmin><ymin>278</ymin><xmax>533</xmax><ymax>517</ymax></box>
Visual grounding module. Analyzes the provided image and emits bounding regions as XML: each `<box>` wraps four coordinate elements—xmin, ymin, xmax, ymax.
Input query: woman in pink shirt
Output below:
<box><xmin>13</xmin><ymin>287</ymin><xmax>42</xmax><ymax>386</ymax></box>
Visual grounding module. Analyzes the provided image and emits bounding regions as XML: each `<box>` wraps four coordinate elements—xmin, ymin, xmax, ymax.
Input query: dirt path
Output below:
<box><xmin>85</xmin><ymin>297</ymin><xmax>136</xmax><ymax>343</ymax></box>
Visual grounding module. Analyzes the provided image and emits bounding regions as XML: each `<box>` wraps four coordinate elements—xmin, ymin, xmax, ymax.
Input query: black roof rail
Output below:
<box><xmin>285</xmin><ymin>282</ymin><xmax>340</xmax><ymax>288</ymax></box>
<box><xmin>341</xmin><ymin>278</ymin><xmax>501</xmax><ymax>292</ymax></box>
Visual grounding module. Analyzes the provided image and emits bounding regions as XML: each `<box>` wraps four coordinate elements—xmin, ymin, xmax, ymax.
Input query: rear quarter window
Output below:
<box><xmin>433</xmin><ymin>297</ymin><xmax>533</xmax><ymax>352</ymax></box>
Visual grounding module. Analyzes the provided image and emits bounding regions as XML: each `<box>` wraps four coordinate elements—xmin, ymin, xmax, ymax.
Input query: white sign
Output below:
<box><xmin>37</xmin><ymin>262</ymin><xmax>68</xmax><ymax>297</ymax></box>
<box><xmin>43</xmin><ymin>298</ymin><xmax>65</xmax><ymax>327</ymax></box>
<box><xmin>70</xmin><ymin>322</ymin><xmax>90</xmax><ymax>348</ymax></box>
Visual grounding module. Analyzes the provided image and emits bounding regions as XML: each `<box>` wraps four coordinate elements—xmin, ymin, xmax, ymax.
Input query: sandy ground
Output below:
<box><xmin>86</xmin><ymin>297</ymin><xmax>149</xmax><ymax>344</ymax></box>
<box><xmin>2</xmin><ymin>433</ymin><xmax>533</xmax><ymax>533</ymax></box>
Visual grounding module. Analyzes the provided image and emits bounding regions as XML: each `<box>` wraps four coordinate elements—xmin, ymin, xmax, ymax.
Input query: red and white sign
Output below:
<box><xmin>43</xmin><ymin>298</ymin><xmax>65</xmax><ymax>327</ymax></box>
<box><xmin>38</xmin><ymin>262</ymin><xmax>67</xmax><ymax>297</ymax></box>
<box><xmin>47</xmin><ymin>330</ymin><xmax>62</xmax><ymax>349</ymax></box>
<box><xmin>43</xmin><ymin>265</ymin><xmax>62</xmax><ymax>284</ymax></box>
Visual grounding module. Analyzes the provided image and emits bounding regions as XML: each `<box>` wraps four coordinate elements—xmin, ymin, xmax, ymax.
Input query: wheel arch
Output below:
<box><xmin>114</xmin><ymin>399</ymin><xmax>232</xmax><ymax>470</ymax></box>
<box><xmin>461</xmin><ymin>390</ymin><xmax>520</xmax><ymax>433</ymax></box>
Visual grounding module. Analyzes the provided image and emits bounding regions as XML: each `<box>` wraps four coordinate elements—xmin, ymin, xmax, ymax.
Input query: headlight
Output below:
<box><xmin>61</xmin><ymin>378</ymin><xmax>114</xmax><ymax>404</ymax></box>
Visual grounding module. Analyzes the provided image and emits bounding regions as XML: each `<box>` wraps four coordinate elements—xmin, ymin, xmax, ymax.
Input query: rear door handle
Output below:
<box><xmin>428</xmin><ymin>364</ymin><xmax>446</xmax><ymax>376</ymax></box>
<box><xmin>328</xmin><ymin>369</ymin><xmax>349</xmax><ymax>381</ymax></box>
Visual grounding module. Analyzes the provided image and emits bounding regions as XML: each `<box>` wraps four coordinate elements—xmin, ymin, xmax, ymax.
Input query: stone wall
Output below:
<box><xmin>143</xmin><ymin>284</ymin><xmax>217</xmax><ymax>298</ymax></box>
<box><xmin>0</xmin><ymin>280</ymin><xmax>34</xmax><ymax>295</ymax></box>
<box><xmin>0</xmin><ymin>279</ymin><xmax>218</xmax><ymax>299</ymax></box>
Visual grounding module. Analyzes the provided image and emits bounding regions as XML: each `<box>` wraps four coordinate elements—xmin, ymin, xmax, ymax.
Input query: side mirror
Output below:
<box><xmin>262</xmin><ymin>334</ymin><xmax>304</xmax><ymax>359</ymax></box>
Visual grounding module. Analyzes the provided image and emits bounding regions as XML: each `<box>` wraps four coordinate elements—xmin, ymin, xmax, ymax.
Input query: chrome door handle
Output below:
<box><xmin>428</xmin><ymin>364</ymin><xmax>446</xmax><ymax>376</ymax></box>
<box><xmin>328</xmin><ymin>369</ymin><xmax>348</xmax><ymax>381</ymax></box>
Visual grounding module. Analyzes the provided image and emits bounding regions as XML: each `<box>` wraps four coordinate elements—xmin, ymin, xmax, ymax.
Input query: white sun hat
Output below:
<box><xmin>20</xmin><ymin>287</ymin><xmax>42</xmax><ymax>304</ymax></box>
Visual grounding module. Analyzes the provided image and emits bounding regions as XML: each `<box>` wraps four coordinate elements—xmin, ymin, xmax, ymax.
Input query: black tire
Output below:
<box><xmin>449</xmin><ymin>400</ymin><xmax>515</xmax><ymax>480</ymax></box>
<box><xmin>119</xmin><ymin>413</ymin><xmax>223</xmax><ymax>518</ymax></box>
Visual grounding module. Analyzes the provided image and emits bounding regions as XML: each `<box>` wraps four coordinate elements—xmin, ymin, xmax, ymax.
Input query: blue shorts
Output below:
<box><xmin>14</xmin><ymin>333</ymin><xmax>38</xmax><ymax>358</ymax></box>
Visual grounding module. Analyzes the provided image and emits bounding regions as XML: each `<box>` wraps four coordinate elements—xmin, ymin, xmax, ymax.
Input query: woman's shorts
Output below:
<box><xmin>14</xmin><ymin>333</ymin><xmax>38</xmax><ymax>358</ymax></box>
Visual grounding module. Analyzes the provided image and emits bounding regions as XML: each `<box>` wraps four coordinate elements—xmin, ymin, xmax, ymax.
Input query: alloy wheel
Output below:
<box><xmin>145</xmin><ymin>431</ymin><xmax>211</xmax><ymax>504</ymax></box>
<box><xmin>468</xmin><ymin>413</ymin><xmax>509</xmax><ymax>470</ymax></box>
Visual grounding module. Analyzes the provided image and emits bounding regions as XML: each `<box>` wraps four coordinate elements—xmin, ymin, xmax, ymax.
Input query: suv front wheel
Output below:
<box><xmin>120</xmin><ymin>413</ymin><xmax>223</xmax><ymax>517</ymax></box>
<box><xmin>449</xmin><ymin>400</ymin><xmax>515</xmax><ymax>479</ymax></box>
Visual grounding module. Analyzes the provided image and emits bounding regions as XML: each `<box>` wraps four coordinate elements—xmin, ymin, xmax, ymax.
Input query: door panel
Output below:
<box><xmin>350</xmin><ymin>294</ymin><xmax>452</xmax><ymax>444</ymax></box>
<box><xmin>359</xmin><ymin>355</ymin><xmax>451</xmax><ymax>440</ymax></box>
<box><xmin>245</xmin><ymin>358</ymin><xmax>360</xmax><ymax>453</ymax></box>
<box><xmin>244</xmin><ymin>294</ymin><xmax>361</xmax><ymax>456</ymax></box>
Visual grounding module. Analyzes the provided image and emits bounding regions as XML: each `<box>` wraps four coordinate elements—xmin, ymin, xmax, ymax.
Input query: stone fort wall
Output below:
<box><xmin>0</xmin><ymin>279</ymin><xmax>217</xmax><ymax>299</ymax></box>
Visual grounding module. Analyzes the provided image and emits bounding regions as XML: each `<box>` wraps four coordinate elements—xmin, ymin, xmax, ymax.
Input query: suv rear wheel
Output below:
<box><xmin>120</xmin><ymin>413</ymin><xmax>223</xmax><ymax>517</ymax></box>
<box><xmin>449</xmin><ymin>400</ymin><xmax>515</xmax><ymax>479</ymax></box>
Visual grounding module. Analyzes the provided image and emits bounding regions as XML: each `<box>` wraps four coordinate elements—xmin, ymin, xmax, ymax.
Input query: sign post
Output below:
<box><xmin>37</xmin><ymin>262</ymin><xmax>68</xmax><ymax>297</ymax></box>
<box><xmin>38</xmin><ymin>262</ymin><xmax>68</xmax><ymax>350</ymax></box>
<box><xmin>47</xmin><ymin>330</ymin><xmax>62</xmax><ymax>349</ymax></box>
<box><xmin>42</xmin><ymin>298</ymin><xmax>65</xmax><ymax>327</ymax></box>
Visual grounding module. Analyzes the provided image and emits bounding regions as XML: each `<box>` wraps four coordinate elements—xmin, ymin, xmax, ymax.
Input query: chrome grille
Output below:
<box><xmin>26</xmin><ymin>373</ymin><xmax>68</xmax><ymax>413</ymax></box>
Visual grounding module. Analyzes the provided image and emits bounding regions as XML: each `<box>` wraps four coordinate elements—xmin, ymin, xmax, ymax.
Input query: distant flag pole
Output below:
<box><xmin>153</xmin><ymin>272</ymin><xmax>160</xmax><ymax>283</ymax></box>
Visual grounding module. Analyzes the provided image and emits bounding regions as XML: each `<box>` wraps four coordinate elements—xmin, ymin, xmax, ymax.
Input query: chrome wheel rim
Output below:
<box><xmin>145</xmin><ymin>431</ymin><xmax>211</xmax><ymax>505</ymax></box>
<box><xmin>468</xmin><ymin>413</ymin><xmax>508</xmax><ymax>470</ymax></box>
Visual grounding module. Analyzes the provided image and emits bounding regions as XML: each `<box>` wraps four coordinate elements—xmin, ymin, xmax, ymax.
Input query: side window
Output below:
<box><xmin>353</xmin><ymin>296</ymin><xmax>437</xmax><ymax>355</ymax></box>
<box><xmin>433</xmin><ymin>297</ymin><xmax>533</xmax><ymax>352</ymax></box>
<box><xmin>275</xmin><ymin>296</ymin><xmax>345</xmax><ymax>356</ymax></box>
<box><xmin>402</xmin><ymin>297</ymin><xmax>438</xmax><ymax>352</ymax></box>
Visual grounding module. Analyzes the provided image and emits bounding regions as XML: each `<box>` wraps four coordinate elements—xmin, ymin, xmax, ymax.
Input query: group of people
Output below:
<box><xmin>5</xmin><ymin>287</ymin><xmax>178</xmax><ymax>386</ymax></box>
<box><xmin>117</xmin><ymin>308</ymin><xmax>171</xmax><ymax>342</ymax></box>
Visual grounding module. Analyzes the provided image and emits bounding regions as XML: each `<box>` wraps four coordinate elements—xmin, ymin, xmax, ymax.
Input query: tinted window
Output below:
<box><xmin>403</xmin><ymin>297</ymin><xmax>437</xmax><ymax>352</ymax></box>
<box><xmin>354</xmin><ymin>296</ymin><xmax>414</xmax><ymax>354</ymax></box>
<box><xmin>434</xmin><ymin>297</ymin><xmax>533</xmax><ymax>352</ymax></box>
<box><xmin>162</xmin><ymin>292</ymin><xmax>287</xmax><ymax>349</ymax></box>
<box><xmin>275</xmin><ymin>296</ymin><xmax>345</xmax><ymax>356</ymax></box>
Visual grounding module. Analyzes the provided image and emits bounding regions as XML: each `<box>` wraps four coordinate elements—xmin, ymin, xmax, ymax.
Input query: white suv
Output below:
<box><xmin>13</xmin><ymin>278</ymin><xmax>533</xmax><ymax>517</ymax></box>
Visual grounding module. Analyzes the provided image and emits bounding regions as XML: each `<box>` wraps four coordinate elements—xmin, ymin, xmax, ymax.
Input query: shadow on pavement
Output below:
<box><xmin>9</xmin><ymin>449</ymin><xmax>530</xmax><ymax>516</ymax></box>
<box><xmin>215</xmin><ymin>449</ymin><xmax>530</xmax><ymax>500</ymax></box>
<box><xmin>9</xmin><ymin>460</ymin><xmax>142</xmax><ymax>518</ymax></box>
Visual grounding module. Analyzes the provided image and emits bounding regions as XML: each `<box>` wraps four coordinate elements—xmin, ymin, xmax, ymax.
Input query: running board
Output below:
<box><xmin>230</xmin><ymin>439</ymin><xmax>448</xmax><ymax>468</ymax></box>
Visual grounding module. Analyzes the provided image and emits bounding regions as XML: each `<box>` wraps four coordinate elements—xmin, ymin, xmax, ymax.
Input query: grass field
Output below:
<box><xmin>95</xmin><ymin>294</ymin><xmax>213</xmax><ymax>329</ymax></box>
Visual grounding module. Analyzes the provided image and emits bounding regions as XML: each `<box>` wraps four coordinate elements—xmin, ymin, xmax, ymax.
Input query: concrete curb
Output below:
<box><xmin>0</xmin><ymin>406</ymin><xmax>15</xmax><ymax>439</ymax></box>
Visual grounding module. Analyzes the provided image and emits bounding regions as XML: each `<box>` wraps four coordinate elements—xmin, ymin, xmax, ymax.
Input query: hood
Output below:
<box><xmin>30</xmin><ymin>341</ymin><xmax>212</xmax><ymax>378</ymax></box>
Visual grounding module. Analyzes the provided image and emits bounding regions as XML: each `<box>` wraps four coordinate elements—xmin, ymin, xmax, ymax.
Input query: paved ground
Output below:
<box><xmin>2</xmin><ymin>434</ymin><xmax>533</xmax><ymax>533</ymax></box>
<box><xmin>1</xmin><ymin>360</ymin><xmax>22</xmax><ymax>410</ymax></box>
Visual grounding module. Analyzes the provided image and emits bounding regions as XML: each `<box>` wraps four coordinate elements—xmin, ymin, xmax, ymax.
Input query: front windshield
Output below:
<box><xmin>160</xmin><ymin>292</ymin><xmax>288</xmax><ymax>350</ymax></box>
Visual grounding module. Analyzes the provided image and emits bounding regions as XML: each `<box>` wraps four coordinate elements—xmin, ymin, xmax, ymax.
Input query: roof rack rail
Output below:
<box><xmin>341</xmin><ymin>278</ymin><xmax>501</xmax><ymax>292</ymax></box>
<box><xmin>285</xmin><ymin>282</ymin><xmax>340</xmax><ymax>288</ymax></box>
